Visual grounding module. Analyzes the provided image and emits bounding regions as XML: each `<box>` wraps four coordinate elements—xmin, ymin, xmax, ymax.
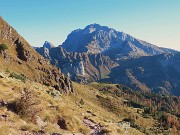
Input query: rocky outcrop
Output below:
<box><xmin>15</xmin><ymin>38</ymin><xmax>32</xmax><ymax>62</ymax></box>
<box><xmin>57</xmin><ymin>118</ymin><xmax>68</xmax><ymax>130</ymax></box>
<box><xmin>43</xmin><ymin>41</ymin><xmax>55</xmax><ymax>49</ymax></box>
<box><xmin>0</xmin><ymin>16</ymin><xmax>74</xmax><ymax>93</ymax></box>
<box><xmin>35</xmin><ymin>115</ymin><xmax>47</xmax><ymax>128</ymax></box>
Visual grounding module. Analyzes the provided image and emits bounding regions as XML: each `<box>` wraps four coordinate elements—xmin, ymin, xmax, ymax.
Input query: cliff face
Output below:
<box><xmin>36</xmin><ymin>46</ymin><xmax>118</xmax><ymax>82</ymax></box>
<box><xmin>0</xmin><ymin>17</ymin><xmax>73</xmax><ymax>93</ymax></box>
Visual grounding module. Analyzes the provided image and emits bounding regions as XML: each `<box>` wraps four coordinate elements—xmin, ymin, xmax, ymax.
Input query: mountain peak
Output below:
<box><xmin>84</xmin><ymin>23</ymin><xmax>111</xmax><ymax>33</ymax></box>
<box><xmin>62</xmin><ymin>24</ymin><xmax>176</xmax><ymax>56</ymax></box>
<box><xmin>43</xmin><ymin>41</ymin><xmax>55</xmax><ymax>49</ymax></box>
<box><xmin>85</xmin><ymin>23</ymin><xmax>102</xmax><ymax>29</ymax></box>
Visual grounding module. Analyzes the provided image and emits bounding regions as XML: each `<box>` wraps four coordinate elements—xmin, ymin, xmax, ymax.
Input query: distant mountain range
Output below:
<box><xmin>35</xmin><ymin>24</ymin><xmax>180</xmax><ymax>95</ymax></box>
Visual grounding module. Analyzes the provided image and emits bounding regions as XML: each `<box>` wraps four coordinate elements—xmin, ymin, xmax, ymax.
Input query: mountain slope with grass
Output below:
<box><xmin>0</xmin><ymin>16</ymin><xmax>73</xmax><ymax>92</ymax></box>
<box><xmin>1</xmin><ymin>17</ymin><xmax>180</xmax><ymax>135</ymax></box>
<box><xmin>0</xmin><ymin>72</ymin><xmax>179</xmax><ymax>135</ymax></box>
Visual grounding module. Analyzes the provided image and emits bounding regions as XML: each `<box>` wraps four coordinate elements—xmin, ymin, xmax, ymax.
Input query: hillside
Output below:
<box><xmin>0</xmin><ymin>71</ymin><xmax>179</xmax><ymax>135</ymax></box>
<box><xmin>1</xmin><ymin>17</ymin><xmax>179</xmax><ymax>135</ymax></box>
<box><xmin>101</xmin><ymin>53</ymin><xmax>180</xmax><ymax>96</ymax></box>
<box><xmin>0</xmin><ymin>16</ymin><xmax>73</xmax><ymax>93</ymax></box>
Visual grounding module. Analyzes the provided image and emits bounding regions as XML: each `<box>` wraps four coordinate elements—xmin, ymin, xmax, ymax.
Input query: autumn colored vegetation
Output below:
<box><xmin>96</xmin><ymin>83</ymin><xmax>180</xmax><ymax>133</ymax></box>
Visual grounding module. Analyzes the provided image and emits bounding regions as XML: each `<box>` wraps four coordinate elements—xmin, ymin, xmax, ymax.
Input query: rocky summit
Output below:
<box><xmin>0</xmin><ymin>16</ymin><xmax>73</xmax><ymax>93</ymax></box>
<box><xmin>36</xmin><ymin>24</ymin><xmax>180</xmax><ymax>96</ymax></box>
<box><xmin>62</xmin><ymin>23</ymin><xmax>176</xmax><ymax>60</ymax></box>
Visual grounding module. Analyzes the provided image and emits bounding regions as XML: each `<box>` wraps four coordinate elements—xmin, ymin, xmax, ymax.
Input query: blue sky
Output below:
<box><xmin>0</xmin><ymin>0</ymin><xmax>180</xmax><ymax>50</ymax></box>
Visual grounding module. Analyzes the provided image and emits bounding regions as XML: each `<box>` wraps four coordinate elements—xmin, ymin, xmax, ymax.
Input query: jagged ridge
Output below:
<box><xmin>62</xmin><ymin>23</ymin><xmax>176</xmax><ymax>60</ymax></box>
<box><xmin>36</xmin><ymin>45</ymin><xmax>118</xmax><ymax>82</ymax></box>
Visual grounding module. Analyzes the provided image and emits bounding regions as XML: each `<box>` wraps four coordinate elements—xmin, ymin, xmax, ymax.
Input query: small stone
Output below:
<box><xmin>35</xmin><ymin>115</ymin><xmax>47</xmax><ymax>128</ymax></box>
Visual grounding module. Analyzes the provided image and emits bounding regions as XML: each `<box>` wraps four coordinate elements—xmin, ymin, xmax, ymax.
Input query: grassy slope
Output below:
<box><xmin>0</xmin><ymin>72</ymin><xmax>146</xmax><ymax>135</ymax></box>
<box><xmin>3</xmin><ymin>73</ymin><xmax>179</xmax><ymax>135</ymax></box>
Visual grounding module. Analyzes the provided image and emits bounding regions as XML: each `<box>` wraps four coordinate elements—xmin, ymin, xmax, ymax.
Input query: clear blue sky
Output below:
<box><xmin>0</xmin><ymin>0</ymin><xmax>180</xmax><ymax>50</ymax></box>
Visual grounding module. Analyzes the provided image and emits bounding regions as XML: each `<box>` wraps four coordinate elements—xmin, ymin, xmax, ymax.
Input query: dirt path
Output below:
<box><xmin>83</xmin><ymin>117</ymin><xmax>104</xmax><ymax>135</ymax></box>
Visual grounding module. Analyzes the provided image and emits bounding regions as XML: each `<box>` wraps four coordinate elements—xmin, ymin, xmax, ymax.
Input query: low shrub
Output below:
<box><xmin>0</xmin><ymin>44</ymin><xmax>8</xmax><ymax>51</ymax></box>
<box><xmin>16</xmin><ymin>88</ymin><xmax>42</xmax><ymax>121</ymax></box>
<box><xmin>9</xmin><ymin>72</ymin><xmax>26</xmax><ymax>82</ymax></box>
<box><xmin>79</xmin><ymin>99</ymin><xmax>84</xmax><ymax>105</ymax></box>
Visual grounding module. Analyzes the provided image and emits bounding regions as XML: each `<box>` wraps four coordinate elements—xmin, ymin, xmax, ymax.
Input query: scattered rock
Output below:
<box><xmin>86</xmin><ymin>111</ymin><xmax>96</xmax><ymax>117</ymax></box>
<box><xmin>51</xmin><ymin>133</ymin><xmax>63</xmax><ymax>135</ymax></box>
<box><xmin>0</xmin><ymin>100</ymin><xmax>8</xmax><ymax>107</ymax></box>
<box><xmin>0</xmin><ymin>114</ymin><xmax>8</xmax><ymax>120</ymax></box>
<box><xmin>35</xmin><ymin>115</ymin><xmax>47</xmax><ymax>128</ymax></box>
<box><xmin>83</xmin><ymin>117</ymin><xmax>104</xmax><ymax>135</ymax></box>
<box><xmin>118</xmin><ymin>121</ymin><xmax>130</xmax><ymax>131</ymax></box>
<box><xmin>0</xmin><ymin>74</ymin><xmax>3</xmax><ymax>78</ymax></box>
<box><xmin>21</xmin><ymin>131</ymin><xmax>50</xmax><ymax>135</ymax></box>
<box><xmin>57</xmin><ymin>118</ymin><xmax>68</xmax><ymax>130</ymax></box>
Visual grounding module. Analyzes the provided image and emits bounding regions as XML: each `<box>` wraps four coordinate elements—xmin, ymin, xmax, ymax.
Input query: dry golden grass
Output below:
<box><xmin>0</xmin><ymin>72</ymin><xmax>151</xmax><ymax>134</ymax></box>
